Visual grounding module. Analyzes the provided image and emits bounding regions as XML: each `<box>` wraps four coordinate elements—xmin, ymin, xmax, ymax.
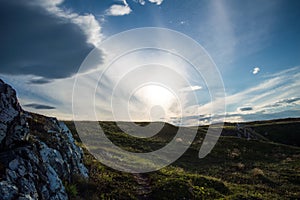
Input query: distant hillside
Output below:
<box><xmin>218</xmin><ymin>118</ymin><xmax>300</xmax><ymax>147</ymax></box>
<box><xmin>247</xmin><ymin>119</ymin><xmax>300</xmax><ymax>147</ymax></box>
<box><xmin>67</xmin><ymin>118</ymin><xmax>300</xmax><ymax>147</ymax></box>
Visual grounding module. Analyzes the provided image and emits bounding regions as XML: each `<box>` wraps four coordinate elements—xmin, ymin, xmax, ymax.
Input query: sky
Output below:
<box><xmin>0</xmin><ymin>0</ymin><xmax>300</xmax><ymax>125</ymax></box>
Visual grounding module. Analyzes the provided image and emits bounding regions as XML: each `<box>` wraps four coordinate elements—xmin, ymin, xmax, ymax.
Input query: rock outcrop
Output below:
<box><xmin>0</xmin><ymin>79</ymin><xmax>88</xmax><ymax>200</ymax></box>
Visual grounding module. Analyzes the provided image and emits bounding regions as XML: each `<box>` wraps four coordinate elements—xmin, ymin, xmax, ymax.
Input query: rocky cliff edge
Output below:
<box><xmin>0</xmin><ymin>79</ymin><xmax>88</xmax><ymax>200</ymax></box>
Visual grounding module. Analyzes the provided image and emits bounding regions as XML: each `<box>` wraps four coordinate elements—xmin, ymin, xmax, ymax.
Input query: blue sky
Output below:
<box><xmin>0</xmin><ymin>0</ymin><xmax>300</xmax><ymax>125</ymax></box>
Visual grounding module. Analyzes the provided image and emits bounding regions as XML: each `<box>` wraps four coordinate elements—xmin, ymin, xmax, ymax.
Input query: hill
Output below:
<box><xmin>64</xmin><ymin>119</ymin><xmax>300</xmax><ymax>199</ymax></box>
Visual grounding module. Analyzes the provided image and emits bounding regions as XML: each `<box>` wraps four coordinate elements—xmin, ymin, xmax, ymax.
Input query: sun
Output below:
<box><xmin>141</xmin><ymin>84</ymin><xmax>175</xmax><ymax>107</ymax></box>
<box><xmin>131</xmin><ymin>84</ymin><xmax>177</xmax><ymax>120</ymax></box>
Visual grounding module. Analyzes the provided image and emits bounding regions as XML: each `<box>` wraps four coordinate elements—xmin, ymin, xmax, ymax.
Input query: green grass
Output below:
<box><xmin>63</xmin><ymin>119</ymin><xmax>300</xmax><ymax>199</ymax></box>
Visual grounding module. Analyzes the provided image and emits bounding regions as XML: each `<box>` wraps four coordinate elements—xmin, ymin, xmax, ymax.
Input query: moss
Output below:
<box><xmin>64</xmin><ymin>182</ymin><xmax>78</xmax><ymax>198</ymax></box>
<box><xmin>150</xmin><ymin>178</ymin><xmax>193</xmax><ymax>199</ymax></box>
<box><xmin>191</xmin><ymin>175</ymin><xmax>230</xmax><ymax>195</ymax></box>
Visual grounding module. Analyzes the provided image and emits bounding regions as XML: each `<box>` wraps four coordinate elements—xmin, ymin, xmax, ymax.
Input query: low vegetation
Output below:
<box><xmin>63</xmin><ymin>119</ymin><xmax>300</xmax><ymax>199</ymax></box>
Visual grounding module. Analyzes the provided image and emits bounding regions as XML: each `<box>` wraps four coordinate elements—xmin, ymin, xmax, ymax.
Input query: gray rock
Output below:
<box><xmin>0</xmin><ymin>181</ymin><xmax>18</xmax><ymax>200</ymax></box>
<box><xmin>0</xmin><ymin>79</ymin><xmax>89</xmax><ymax>200</ymax></box>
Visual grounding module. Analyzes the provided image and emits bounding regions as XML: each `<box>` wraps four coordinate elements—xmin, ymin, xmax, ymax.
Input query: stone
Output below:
<box><xmin>0</xmin><ymin>79</ymin><xmax>89</xmax><ymax>200</ymax></box>
<box><xmin>0</xmin><ymin>181</ymin><xmax>18</xmax><ymax>200</ymax></box>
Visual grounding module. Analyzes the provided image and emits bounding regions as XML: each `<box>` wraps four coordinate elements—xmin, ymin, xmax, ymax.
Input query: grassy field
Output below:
<box><xmin>63</xmin><ymin>119</ymin><xmax>300</xmax><ymax>200</ymax></box>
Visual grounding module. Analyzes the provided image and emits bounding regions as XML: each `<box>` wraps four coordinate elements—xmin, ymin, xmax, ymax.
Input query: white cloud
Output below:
<box><xmin>180</xmin><ymin>85</ymin><xmax>202</xmax><ymax>92</ymax></box>
<box><xmin>106</xmin><ymin>4</ymin><xmax>132</xmax><ymax>16</ymax></box>
<box><xmin>225</xmin><ymin>75</ymin><xmax>293</xmax><ymax>109</ymax></box>
<box><xmin>106</xmin><ymin>0</ymin><xmax>132</xmax><ymax>16</ymax></box>
<box><xmin>105</xmin><ymin>0</ymin><xmax>163</xmax><ymax>17</ymax></box>
<box><xmin>194</xmin><ymin>66</ymin><xmax>300</xmax><ymax>122</ymax></box>
<box><xmin>71</xmin><ymin>14</ymin><xmax>102</xmax><ymax>46</ymax></box>
<box><xmin>133</xmin><ymin>0</ymin><xmax>146</xmax><ymax>5</ymax></box>
<box><xmin>252</xmin><ymin>67</ymin><xmax>260</xmax><ymax>74</ymax></box>
<box><xmin>148</xmin><ymin>0</ymin><xmax>164</xmax><ymax>5</ymax></box>
<box><xmin>190</xmin><ymin>85</ymin><xmax>202</xmax><ymax>91</ymax></box>
<box><xmin>172</xmin><ymin>66</ymin><xmax>300</xmax><ymax>123</ymax></box>
<box><xmin>32</xmin><ymin>0</ymin><xmax>103</xmax><ymax>47</ymax></box>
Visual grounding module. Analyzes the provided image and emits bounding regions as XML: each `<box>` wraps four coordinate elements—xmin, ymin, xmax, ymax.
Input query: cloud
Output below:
<box><xmin>263</xmin><ymin>97</ymin><xmax>300</xmax><ymax>108</ymax></box>
<box><xmin>106</xmin><ymin>0</ymin><xmax>132</xmax><ymax>16</ymax></box>
<box><xmin>180</xmin><ymin>85</ymin><xmax>202</xmax><ymax>92</ymax></box>
<box><xmin>148</xmin><ymin>0</ymin><xmax>164</xmax><ymax>5</ymax></box>
<box><xmin>70</xmin><ymin>14</ymin><xmax>102</xmax><ymax>47</ymax></box>
<box><xmin>31</xmin><ymin>0</ymin><xmax>103</xmax><ymax>47</ymax></box>
<box><xmin>179</xmin><ymin>66</ymin><xmax>300</xmax><ymax>124</ymax></box>
<box><xmin>133</xmin><ymin>0</ymin><xmax>146</xmax><ymax>5</ymax></box>
<box><xmin>190</xmin><ymin>85</ymin><xmax>202</xmax><ymax>91</ymax></box>
<box><xmin>174</xmin><ymin>114</ymin><xmax>211</xmax><ymax>126</ymax></box>
<box><xmin>0</xmin><ymin>0</ymin><xmax>103</xmax><ymax>82</ymax></box>
<box><xmin>27</xmin><ymin>78</ymin><xmax>52</xmax><ymax>85</ymax></box>
<box><xmin>252</xmin><ymin>67</ymin><xmax>260</xmax><ymax>74</ymax></box>
<box><xmin>231</xmin><ymin>67</ymin><xmax>300</xmax><ymax>107</ymax></box>
<box><xmin>91</xmin><ymin>65</ymin><xmax>300</xmax><ymax>124</ymax></box>
<box><xmin>224</xmin><ymin>67</ymin><xmax>299</xmax><ymax>121</ymax></box>
<box><xmin>5</xmin><ymin>65</ymin><xmax>300</xmax><ymax>124</ymax></box>
<box><xmin>226</xmin><ymin>109</ymin><xmax>300</xmax><ymax>123</ymax></box>
<box><xmin>238</xmin><ymin>107</ymin><xmax>253</xmax><ymax>112</ymax></box>
<box><xmin>106</xmin><ymin>4</ymin><xmax>132</xmax><ymax>16</ymax></box>
<box><xmin>24</xmin><ymin>103</ymin><xmax>56</xmax><ymax>110</ymax></box>
<box><xmin>106</xmin><ymin>0</ymin><xmax>163</xmax><ymax>16</ymax></box>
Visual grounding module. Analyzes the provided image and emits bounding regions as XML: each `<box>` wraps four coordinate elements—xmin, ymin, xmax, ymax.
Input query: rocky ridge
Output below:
<box><xmin>0</xmin><ymin>79</ymin><xmax>88</xmax><ymax>200</ymax></box>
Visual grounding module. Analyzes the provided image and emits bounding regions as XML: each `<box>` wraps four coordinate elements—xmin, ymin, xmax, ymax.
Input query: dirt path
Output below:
<box><xmin>133</xmin><ymin>173</ymin><xmax>152</xmax><ymax>200</ymax></box>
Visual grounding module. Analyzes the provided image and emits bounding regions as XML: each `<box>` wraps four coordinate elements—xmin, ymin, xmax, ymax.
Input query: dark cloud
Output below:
<box><xmin>0</xmin><ymin>0</ymin><xmax>96</xmax><ymax>82</ymax></box>
<box><xmin>264</xmin><ymin>97</ymin><xmax>300</xmax><ymax>108</ymax></box>
<box><xmin>238</xmin><ymin>109</ymin><xmax>300</xmax><ymax>122</ymax></box>
<box><xmin>169</xmin><ymin>115</ymin><xmax>210</xmax><ymax>125</ymax></box>
<box><xmin>221</xmin><ymin>109</ymin><xmax>300</xmax><ymax>123</ymax></box>
<box><xmin>27</xmin><ymin>78</ymin><xmax>52</xmax><ymax>84</ymax></box>
<box><xmin>239</xmin><ymin>107</ymin><xmax>253</xmax><ymax>112</ymax></box>
<box><xmin>282</xmin><ymin>97</ymin><xmax>300</xmax><ymax>104</ymax></box>
<box><xmin>176</xmin><ymin>108</ymin><xmax>300</xmax><ymax>124</ymax></box>
<box><xmin>24</xmin><ymin>103</ymin><xmax>56</xmax><ymax>110</ymax></box>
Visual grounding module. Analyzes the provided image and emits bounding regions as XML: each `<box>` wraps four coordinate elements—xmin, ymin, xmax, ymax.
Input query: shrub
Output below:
<box><xmin>191</xmin><ymin>175</ymin><xmax>230</xmax><ymax>195</ymax></box>
<box><xmin>150</xmin><ymin>178</ymin><xmax>193</xmax><ymax>199</ymax></box>
<box><xmin>64</xmin><ymin>182</ymin><xmax>78</xmax><ymax>197</ymax></box>
<box><xmin>251</xmin><ymin>168</ymin><xmax>264</xmax><ymax>177</ymax></box>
